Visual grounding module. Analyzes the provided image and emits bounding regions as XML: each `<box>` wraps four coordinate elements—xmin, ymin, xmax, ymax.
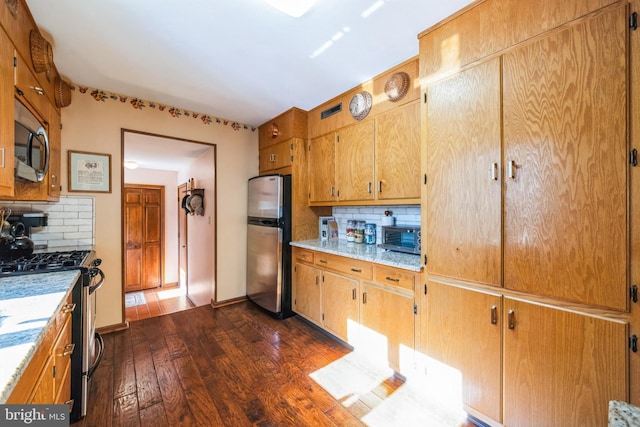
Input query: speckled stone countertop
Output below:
<box><xmin>609</xmin><ymin>400</ymin><xmax>640</xmax><ymax>426</ymax></box>
<box><xmin>290</xmin><ymin>239</ymin><xmax>422</xmax><ymax>272</ymax></box>
<box><xmin>0</xmin><ymin>270</ymin><xmax>80</xmax><ymax>403</ymax></box>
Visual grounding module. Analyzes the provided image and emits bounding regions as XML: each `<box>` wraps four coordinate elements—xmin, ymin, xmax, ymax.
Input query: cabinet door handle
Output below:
<box><xmin>315</xmin><ymin>276</ymin><xmax>320</xmax><ymax>286</ymax></box>
<box><xmin>330</xmin><ymin>186</ymin><xmax>335</xmax><ymax>196</ymax></box>
<box><xmin>61</xmin><ymin>303</ymin><xmax>76</xmax><ymax>314</ymax></box>
<box><xmin>351</xmin><ymin>268</ymin><xmax>362</xmax><ymax>273</ymax></box>
<box><xmin>32</xmin><ymin>86</ymin><xmax>45</xmax><ymax>95</ymax></box>
<box><xmin>508</xmin><ymin>309</ymin><xmax>515</xmax><ymax>329</ymax></box>
<box><xmin>367</xmin><ymin>182</ymin><xmax>372</xmax><ymax>193</ymax></box>
<box><xmin>362</xmin><ymin>292</ymin><xmax>368</xmax><ymax>304</ymax></box>
<box><xmin>490</xmin><ymin>305</ymin><xmax>497</xmax><ymax>324</ymax></box>
<box><xmin>507</xmin><ymin>160</ymin><xmax>516</xmax><ymax>180</ymax></box>
<box><xmin>378</xmin><ymin>181</ymin><xmax>382</xmax><ymax>193</ymax></box>
<box><xmin>490</xmin><ymin>163</ymin><xmax>498</xmax><ymax>181</ymax></box>
<box><xmin>61</xmin><ymin>343</ymin><xmax>75</xmax><ymax>357</ymax></box>
<box><xmin>64</xmin><ymin>399</ymin><xmax>74</xmax><ymax>413</ymax></box>
<box><xmin>0</xmin><ymin>148</ymin><xmax>4</xmax><ymax>168</ymax></box>
<box><xmin>385</xmin><ymin>276</ymin><xmax>400</xmax><ymax>282</ymax></box>
<box><xmin>352</xmin><ymin>288</ymin><xmax>357</xmax><ymax>300</ymax></box>
<box><xmin>319</xmin><ymin>259</ymin><xmax>327</xmax><ymax>264</ymax></box>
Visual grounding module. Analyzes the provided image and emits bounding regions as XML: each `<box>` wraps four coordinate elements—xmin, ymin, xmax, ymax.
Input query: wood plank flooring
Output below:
<box><xmin>76</xmin><ymin>301</ymin><xmax>474</xmax><ymax>426</ymax></box>
<box><xmin>125</xmin><ymin>286</ymin><xmax>195</xmax><ymax>322</ymax></box>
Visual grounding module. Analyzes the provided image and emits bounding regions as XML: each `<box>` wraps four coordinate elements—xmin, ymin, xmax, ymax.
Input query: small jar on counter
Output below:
<box><xmin>346</xmin><ymin>220</ymin><xmax>355</xmax><ymax>242</ymax></box>
<box><xmin>354</xmin><ymin>221</ymin><xmax>365</xmax><ymax>243</ymax></box>
<box><xmin>364</xmin><ymin>223</ymin><xmax>376</xmax><ymax>245</ymax></box>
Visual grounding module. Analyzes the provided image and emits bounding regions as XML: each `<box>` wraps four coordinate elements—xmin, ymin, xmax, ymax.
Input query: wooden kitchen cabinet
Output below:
<box><xmin>292</xmin><ymin>260</ymin><xmax>323</xmax><ymax>325</ymax></box>
<box><xmin>0</xmin><ymin>27</ymin><xmax>14</xmax><ymax>197</ymax></box>
<box><xmin>503</xmin><ymin>298</ymin><xmax>627</xmax><ymax>426</ymax></box>
<box><xmin>425</xmin><ymin>57</ymin><xmax>501</xmax><ymax>287</ymax></box>
<box><xmin>322</xmin><ymin>270</ymin><xmax>359</xmax><ymax>344</ymax></box>
<box><xmin>502</xmin><ymin>5</ymin><xmax>627</xmax><ymax>310</ymax></box>
<box><xmin>374</xmin><ymin>100</ymin><xmax>420</xmax><ymax>201</ymax></box>
<box><xmin>360</xmin><ymin>276</ymin><xmax>415</xmax><ymax>374</ymax></box>
<box><xmin>8</xmin><ymin>293</ymin><xmax>75</xmax><ymax>406</ymax></box>
<box><xmin>259</xmin><ymin>140</ymin><xmax>292</xmax><ymax>174</ymax></box>
<box><xmin>334</xmin><ymin>120</ymin><xmax>375</xmax><ymax>202</ymax></box>
<box><xmin>292</xmin><ymin>246</ymin><xmax>417</xmax><ymax>374</ymax></box>
<box><xmin>308</xmin><ymin>132</ymin><xmax>336</xmax><ymax>203</ymax></box>
<box><xmin>421</xmin><ymin>280</ymin><xmax>502</xmax><ymax>423</ymax></box>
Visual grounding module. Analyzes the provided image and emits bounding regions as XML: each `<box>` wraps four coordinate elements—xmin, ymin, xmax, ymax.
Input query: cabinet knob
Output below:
<box><xmin>508</xmin><ymin>309</ymin><xmax>516</xmax><ymax>329</ymax></box>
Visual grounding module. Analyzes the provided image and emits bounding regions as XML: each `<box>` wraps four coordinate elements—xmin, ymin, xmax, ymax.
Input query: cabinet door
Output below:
<box><xmin>423</xmin><ymin>281</ymin><xmax>502</xmax><ymax>423</ymax></box>
<box><xmin>0</xmin><ymin>28</ymin><xmax>13</xmax><ymax>197</ymax></box>
<box><xmin>259</xmin><ymin>140</ymin><xmax>292</xmax><ymax>173</ymax></box>
<box><xmin>503</xmin><ymin>298</ymin><xmax>627</xmax><ymax>426</ymax></box>
<box><xmin>308</xmin><ymin>133</ymin><xmax>336</xmax><ymax>203</ymax></box>
<box><xmin>503</xmin><ymin>5</ymin><xmax>627</xmax><ymax>310</ymax></box>
<box><xmin>375</xmin><ymin>100</ymin><xmax>420</xmax><ymax>200</ymax></box>
<box><xmin>335</xmin><ymin>120</ymin><xmax>375</xmax><ymax>201</ymax></box>
<box><xmin>425</xmin><ymin>58</ymin><xmax>501</xmax><ymax>286</ymax></box>
<box><xmin>292</xmin><ymin>262</ymin><xmax>322</xmax><ymax>324</ymax></box>
<box><xmin>322</xmin><ymin>271</ymin><xmax>359</xmax><ymax>344</ymax></box>
<box><xmin>359</xmin><ymin>283</ymin><xmax>414</xmax><ymax>373</ymax></box>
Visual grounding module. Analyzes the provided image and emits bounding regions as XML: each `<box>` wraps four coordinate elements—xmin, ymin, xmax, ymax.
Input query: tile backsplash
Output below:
<box><xmin>332</xmin><ymin>205</ymin><xmax>421</xmax><ymax>244</ymax></box>
<box><xmin>1</xmin><ymin>196</ymin><xmax>95</xmax><ymax>248</ymax></box>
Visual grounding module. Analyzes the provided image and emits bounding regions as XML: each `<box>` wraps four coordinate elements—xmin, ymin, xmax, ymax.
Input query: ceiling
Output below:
<box><xmin>24</xmin><ymin>0</ymin><xmax>474</xmax><ymax>171</ymax></box>
<box><xmin>25</xmin><ymin>0</ymin><xmax>474</xmax><ymax>127</ymax></box>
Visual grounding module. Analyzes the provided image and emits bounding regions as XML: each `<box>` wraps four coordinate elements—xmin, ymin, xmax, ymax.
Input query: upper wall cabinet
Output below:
<box><xmin>0</xmin><ymin>27</ymin><xmax>14</xmax><ymax>197</ymax></box>
<box><xmin>258</xmin><ymin>107</ymin><xmax>307</xmax><ymax>176</ymax></box>
<box><xmin>502</xmin><ymin>4</ymin><xmax>628</xmax><ymax>310</ymax></box>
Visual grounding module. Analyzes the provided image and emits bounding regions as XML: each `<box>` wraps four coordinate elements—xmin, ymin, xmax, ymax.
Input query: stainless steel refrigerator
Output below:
<box><xmin>246</xmin><ymin>174</ymin><xmax>293</xmax><ymax>318</ymax></box>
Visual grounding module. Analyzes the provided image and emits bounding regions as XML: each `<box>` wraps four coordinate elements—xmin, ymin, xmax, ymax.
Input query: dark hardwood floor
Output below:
<box><xmin>75</xmin><ymin>301</ymin><xmax>474</xmax><ymax>426</ymax></box>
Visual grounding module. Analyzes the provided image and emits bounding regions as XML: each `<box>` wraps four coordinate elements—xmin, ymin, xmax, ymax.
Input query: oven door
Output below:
<box><xmin>80</xmin><ymin>267</ymin><xmax>105</xmax><ymax>417</ymax></box>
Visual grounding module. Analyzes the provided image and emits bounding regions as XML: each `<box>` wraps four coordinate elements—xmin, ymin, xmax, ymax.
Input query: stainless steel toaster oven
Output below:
<box><xmin>378</xmin><ymin>225</ymin><xmax>421</xmax><ymax>255</ymax></box>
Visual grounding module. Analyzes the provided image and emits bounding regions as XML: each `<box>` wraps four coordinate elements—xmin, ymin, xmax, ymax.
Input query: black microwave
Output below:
<box><xmin>14</xmin><ymin>98</ymin><xmax>49</xmax><ymax>183</ymax></box>
<box><xmin>379</xmin><ymin>225</ymin><xmax>421</xmax><ymax>255</ymax></box>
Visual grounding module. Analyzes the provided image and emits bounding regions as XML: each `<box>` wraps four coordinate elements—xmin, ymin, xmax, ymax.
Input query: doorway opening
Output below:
<box><xmin>121</xmin><ymin>129</ymin><xmax>217</xmax><ymax>322</ymax></box>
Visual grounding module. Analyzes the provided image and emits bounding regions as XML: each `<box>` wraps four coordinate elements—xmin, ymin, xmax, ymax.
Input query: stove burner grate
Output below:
<box><xmin>0</xmin><ymin>250</ymin><xmax>91</xmax><ymax>275</ymax></box>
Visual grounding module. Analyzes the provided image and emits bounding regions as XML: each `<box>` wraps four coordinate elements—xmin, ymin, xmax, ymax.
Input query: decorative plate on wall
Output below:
<box><xmin>349</xmin><ymin>91</ymin><xmax>372</xmax><ymax>121</ymax></box>
<box><xmin>384</xmin><ymin>71</ymin><xmax>410</xmax><ymax>102</ymax></box>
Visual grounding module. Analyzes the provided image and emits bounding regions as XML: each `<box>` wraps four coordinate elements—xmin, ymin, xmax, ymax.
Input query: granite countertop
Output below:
<box><xmin>609</xmin><ymin>400</ymin><xmax>640</xmax><ymax>426</ymax></box>
<box><xmin>0</xmin><ymin>270</ymin><xmax>80</xmax><ymax>403</ymax></box>
<box><xmin>290</xmin><ymin>239</ymin><xmax>422</xmax><ymax>272</ymax></box>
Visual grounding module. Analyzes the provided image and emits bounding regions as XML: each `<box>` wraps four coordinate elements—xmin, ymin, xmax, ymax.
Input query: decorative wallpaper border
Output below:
<box><xmin>71</xmin><ymin>84</ymin><xmax>257</xmax><ymax>132</ymax></box>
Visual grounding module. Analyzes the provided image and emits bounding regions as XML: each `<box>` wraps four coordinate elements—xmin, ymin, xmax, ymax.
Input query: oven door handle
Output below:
<box><xmin>87</xmin><ymin>332</ymin><xmax>104</xmax><ymax>380</ymax></box>
<box><xmin>88</xmin><ymin>268</ymin><xmax>105</xmax><ymax>294</ymax></box>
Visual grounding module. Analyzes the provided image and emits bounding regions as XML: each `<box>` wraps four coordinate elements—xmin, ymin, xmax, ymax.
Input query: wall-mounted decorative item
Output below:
<box><xmin>349</xmin><ymin>91</ymin><xmax>372</xmax><ymax>121</ymax></box>
<box><xmin>182</xmin><ymin>188</ymin><xmax>204</xmax><ymax>216</ymax></box>
<box><xmin>29</xmin><ymin>30</ymin><xmax>53</xmax><ymax>74</ymax></box>
<box><xmin>68</xmin><ymin>150</ymin><xmax>112</xmax><ymax>193</ymax></box>
<box><xmin>384</xmin><ymin>71</ymin><xmax>410</xmax><ymax>102</ymax></box>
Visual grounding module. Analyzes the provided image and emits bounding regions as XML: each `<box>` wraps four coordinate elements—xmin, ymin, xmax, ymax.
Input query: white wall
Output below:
<box><xmin>178</xmin><ymin>149</ymin><xmax>217</xmax><ymax>305</ymax></box>
<box><xmin>124</xmin><ymin>167</ymin><xmax>180</xmax><ymax>285</ymax></box>
<box><xmin>61</xmin><ymin>92</ymin><xmax>258</xmax><ymax>328</ymax></box>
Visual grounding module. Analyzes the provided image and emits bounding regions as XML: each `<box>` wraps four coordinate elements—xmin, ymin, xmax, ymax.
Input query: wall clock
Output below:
<box><xmin>349</xmin><ymin>91</ymin><xmax>372</xmax><ymax>120</ymax></box>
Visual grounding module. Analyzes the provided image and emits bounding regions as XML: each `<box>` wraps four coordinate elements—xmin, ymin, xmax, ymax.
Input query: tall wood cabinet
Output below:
<box><xmin>0</xmin><ymin>27</ymin><xmax>13</xmax><ymax>197</ymax></box>
<box><xmin>420</xmin><ymin>2</ymin><xmax>631</xmax><ymax>425</ymax></box>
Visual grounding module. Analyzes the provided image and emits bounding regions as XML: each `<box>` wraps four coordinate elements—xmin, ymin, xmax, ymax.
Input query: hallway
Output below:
<box><xmin>125</xmin><ymin>286</ymin><xmax>195</xmax><ymax>322</ymax></box>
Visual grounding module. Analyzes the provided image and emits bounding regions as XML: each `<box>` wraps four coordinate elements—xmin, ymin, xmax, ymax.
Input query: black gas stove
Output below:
<box><xmin>0</xmin><ymin>249</ymin><xmax>92</xmax><ymax>275</ymax></box>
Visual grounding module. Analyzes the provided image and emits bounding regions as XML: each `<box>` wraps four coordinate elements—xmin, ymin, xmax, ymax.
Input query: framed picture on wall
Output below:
<box><xmin>68</xmin><ymin>150</ymin><xmax>112</xmax><ymax>193</ymax></box>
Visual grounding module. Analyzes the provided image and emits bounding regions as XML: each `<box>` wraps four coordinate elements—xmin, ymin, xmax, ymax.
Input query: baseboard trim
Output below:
<box><xmin>162</xmin><ymin>282</ymin><xmax>179</xmax><ymax>289</ymax></box>
<box><xmin>97</xmin><ymin>321</ymin><xmax>130</xmax><ymax>335</ymax></box>
<box><xmin>211</xmin><ymin>296</ymin><xmax>247</xmax><ymax>308</ymax></box>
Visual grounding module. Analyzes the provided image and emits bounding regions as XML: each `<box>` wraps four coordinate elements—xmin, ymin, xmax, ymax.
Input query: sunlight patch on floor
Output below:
<box><xmin>155</xmin><ymin>287</ymin><xmax>186</xmax><ymax>299</ymax></box>
<box><xmin>309</xmin><ymin>349</ymin><xmax>468</xmax><ymax>426</ymax></box>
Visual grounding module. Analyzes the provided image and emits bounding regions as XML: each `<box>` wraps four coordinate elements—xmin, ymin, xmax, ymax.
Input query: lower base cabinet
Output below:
<box><xmin>503</xmin><ymin>298</ymin><xmax>627</xmax><ymax>427</ymax></box>
<box><xmin>422</xmin><ymin>281</ymin><xmax>502</xmax><ymax>424</ymax></box>
<box><xmin>292</xmin><ymin>247</ymin><xmax>416</xmax><ymax>374</ymax></box>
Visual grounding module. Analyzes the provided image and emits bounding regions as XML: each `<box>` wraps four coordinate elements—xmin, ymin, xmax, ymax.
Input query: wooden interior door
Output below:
<box><xmin>503</xmin><ymin>5</ymin><xmax>627</xmax><ymax>310</ymax></box>
<box><xmin>178</xmin><ymin>183</ymin><xmax>188</xmax><ymax>291</ymax></box>
<box><xmin>425</xmin><ymin>58</ymin><xmax>502</xmax><ymax>286</ymax></box>
<box><xmin>124</xmin><ymin>185</ymin><xmax>163</xmax><ymax>292</ymax></box>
